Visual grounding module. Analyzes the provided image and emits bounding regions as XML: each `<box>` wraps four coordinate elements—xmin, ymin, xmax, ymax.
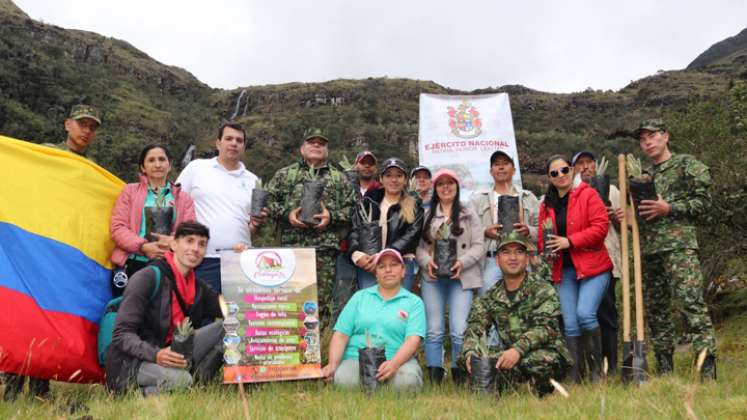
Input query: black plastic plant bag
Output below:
<box><xmin>590</xmin><ymin>174</ymin><xmax>611</xmax><ymax>206</ymax></box>
<box><xmin>358</xmin><ymin>347</ymin><xmax>386</xmax><ymax>393</ymax></box>
<box><xmin>469</xmin><ymin>355</ymin><xmax>498</xmax><ymax>393</ymax></box>
<box><xmin>299</xmin><ymin>180</ymin><xmax>325</xmax><ymax>225</ymax></box>
<box><xmin>628</xmin><ymin>177</ymin><xmax>657</xmax><ymax>217</ymax></box>
<box><xmin>250</xmin><ymin>188</ymin><xmax>270</xmax><ymax>217</ymax></box>
<box><xmin>171</xmin><ymin>333</ymin><xmax>194</xmax><ymax>362</ymax></box>
<box><xmin>434</xmin><ymin>238</ymin><xmax>458</xmax><ymax>278</ymax></box>
<box><xmin>497</xmin><ymin>196</ymin><xmax>520</xmax><ymax>234</ymax></box>
<box><xmin>542</xmin><ymin>224</ymin><xmax>555</xmax><ymax>259</ymax></box>
<box><xmin>344</xmin><ymin>170</ymin><xmax>360</xmax><ymax>188</ymax></box>
<box><xmin>358</xmin><ymin>222</ymin><xmax>382</xmax><ymax>256</ymax></box>
<box><xmin>145</xmin><ymin>207</ymin><xmax>174</xmax><ymax>241</ymax></box>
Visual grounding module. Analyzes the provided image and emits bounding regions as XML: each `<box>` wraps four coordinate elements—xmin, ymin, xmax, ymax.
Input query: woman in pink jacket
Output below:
<box><xmin>109</xmin><ymin>144</ymin><xmax>196</xmax><ymax>295</ymax></box>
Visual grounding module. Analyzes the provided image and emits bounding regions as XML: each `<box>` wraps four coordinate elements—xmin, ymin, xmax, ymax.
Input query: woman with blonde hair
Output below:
<box><xmin>349</xmin><ymin>158</ymin><xmax>424</xmax><ymax>291</ymax></box>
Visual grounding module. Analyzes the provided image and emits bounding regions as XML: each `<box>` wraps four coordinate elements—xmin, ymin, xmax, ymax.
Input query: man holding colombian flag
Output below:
<box><xmin>0</xmin><ymin>104</ymin><xmax>123</xmax><ymax>400</ymax></box>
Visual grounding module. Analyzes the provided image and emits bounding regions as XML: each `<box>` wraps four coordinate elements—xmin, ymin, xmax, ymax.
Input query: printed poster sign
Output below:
<box><xmin>418</xmin><ymin>93</ymin><xmax>521</xmax><ymax>200</ymax></box>
<box><xmin>221</xmin><ymin>248</ymin><xmax>322</xmax><ymax>383</ymax></box>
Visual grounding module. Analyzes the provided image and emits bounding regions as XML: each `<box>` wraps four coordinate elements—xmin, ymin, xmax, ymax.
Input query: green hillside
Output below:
<box><xmin>1</xmin><ymin>0</ymin><xmax>746</xmax><ymax>288</ymax></box>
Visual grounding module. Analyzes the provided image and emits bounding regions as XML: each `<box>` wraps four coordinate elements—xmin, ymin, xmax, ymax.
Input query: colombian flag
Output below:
<box><xmin>0</xmin><ymin>135</ymin><xmax>124</xmax><ymax>383</ymax></box>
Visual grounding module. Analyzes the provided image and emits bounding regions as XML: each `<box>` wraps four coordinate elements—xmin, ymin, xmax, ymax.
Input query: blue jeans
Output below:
<box><xmin>421</xmin><ymin>275</ymin><xmax>474</xmax><ymax>368</ymax></box>
<box><xmin>356</xmin><ymin>259</ymin><xmax>416</xmax><ymax>291</ymax></box>
<box><xmin>556</xmin><ymin>267</ymin><xmax>610</xmax><ymax>337</ymax></box>
<box><xmin>195</xmin><ymin>257</ymin><xmax>221</xmax><ymax>294</ymax></box>
<box><xmin>478</xmin><ymin>256</ymin><xmax>504</xmax><ymax>296</ymax></box>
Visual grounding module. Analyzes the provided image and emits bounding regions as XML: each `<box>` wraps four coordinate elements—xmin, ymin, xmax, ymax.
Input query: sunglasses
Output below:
<box><xmin>549</xmin><ymin>166</ymin><xmax>571</xmax><ymax>178</ymax></box>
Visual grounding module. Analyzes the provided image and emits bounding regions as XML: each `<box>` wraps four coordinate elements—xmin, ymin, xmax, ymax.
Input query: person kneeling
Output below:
<box><xmin>105</xmin><ymin>221</ymin><xmax>224</xmax><ymax>396</ymax></box>
<box><xmin>462</xmin><ymin>232</ymin><xmax>571</xmax><ymax>396</ymax></box>
<box><xmin>322</xmin><ymin>249</ymin><xmax>426</xmax><ymax>390</ymax></box>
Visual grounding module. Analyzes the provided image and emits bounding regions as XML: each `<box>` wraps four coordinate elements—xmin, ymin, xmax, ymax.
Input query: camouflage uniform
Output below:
<box><xmin>43</xmin><ymin>141</ymin><xmax>93</xmax><ymax>160</ymax></box>
<box><xmin>43</xmin><ymin>104</ymin><xmax>101</xmax><ymax>160</ymax></box>
<box><xmin>461</xmin><ymin>262</ymin><xmax>571</xmax><ymax>391</ymax></box>
<box><xmin>640</xmin><ymin>152</ymin><xmax>717</xmax><ymax>360</ymax></box>
<box><xmin>265</xmin><ymin>159</ymin><xmax>355</xmax><ymax>324</ymax></box>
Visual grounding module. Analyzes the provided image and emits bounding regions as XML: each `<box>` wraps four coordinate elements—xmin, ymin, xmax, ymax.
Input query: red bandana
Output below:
<box><xmin>164</xmin><ymin>251</ymin><xmax>196</xmax><ymax>342</ymax></box>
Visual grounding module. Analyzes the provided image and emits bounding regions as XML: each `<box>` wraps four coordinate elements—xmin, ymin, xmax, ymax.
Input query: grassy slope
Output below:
<box><xmin>2</xmin><ymin>312</ymin><xmax>746</xmax><ymax>419</ymax></box>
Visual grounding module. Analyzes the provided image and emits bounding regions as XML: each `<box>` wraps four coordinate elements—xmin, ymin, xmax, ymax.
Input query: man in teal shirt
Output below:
<box><xmin>322</xmin><ymin>249</ymin><xmax>425</xmax><ymax>390</ymax></box>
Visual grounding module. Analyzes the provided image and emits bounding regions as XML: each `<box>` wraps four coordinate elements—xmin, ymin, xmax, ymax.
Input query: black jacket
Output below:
<box><xmin>105</xmin><ymin>259</ymin><xmax>221</xmax><ymax>394</ymax></box>
<box><xmin>348</xmin><ymin>188</ymin><xmax>424</xmax><ymax>257</ymax></box>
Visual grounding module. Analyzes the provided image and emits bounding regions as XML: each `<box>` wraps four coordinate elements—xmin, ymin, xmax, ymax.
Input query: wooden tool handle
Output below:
<box><xmin>630</xmin><ymin>196</ymin><xmax>645</xmax><ymax>341</ymax></box>
<box><xmin>618</xmin><ymin>154</ymin><xmax>631</xmax><ymax>342</ymax></box>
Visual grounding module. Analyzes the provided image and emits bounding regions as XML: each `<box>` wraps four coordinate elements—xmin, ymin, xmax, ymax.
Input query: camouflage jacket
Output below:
<box><xmin>462</xmin><ymin>266</ymin><xmax>570</xmax><ymax>361</ymax></box>
<box><xmin>43</xmin><ymin>141</ymin><xmax>92</xmax><ymax>160</ymax></box>
<box><xmin>265</xmin><ymin>159</ymin><xmax>355</xmax><ymax>250</ymax></box>
<box><xmin>640</xmin><ymin>153</ymin><xmax>710</xmax><ymax>255</ymax></box>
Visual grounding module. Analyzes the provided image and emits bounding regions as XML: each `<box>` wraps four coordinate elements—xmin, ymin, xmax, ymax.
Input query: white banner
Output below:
<box><xmin>418</xmin><ymin>93</ymin><xmax>520</xmax><ymax>201</ymax></box>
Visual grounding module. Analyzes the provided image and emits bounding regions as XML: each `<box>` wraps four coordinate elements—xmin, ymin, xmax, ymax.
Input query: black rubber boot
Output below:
<box><xmin>564</xmin><ymin>336</ymin><xmax>583</xmax><ymax>384</ymax></box>
<box><xmin>655</xmin><ymin>351</ymin><xmax>674</xmax><ymax>375</ymax></box>
<box><xmin>3</xmin><ymin>374</ymin><xmax>25</xmax><ymax>401</ymax></box>
<box><xmin>601</xmin><ymin>328</ymin><xmax>618</xmax><ymax>375</ymax></box>
<box><xmin>450</xmin><ymin>367</ymin><xmax>467</xmax><ymax>385</ymax></box>
<box><xmin>581</xmin><ymin>329</ymin><xmax>605</xmax><ymax>384</ymax></box>
<box><xmin>28</xmin><ymin>378</ymin><xmax>50</xmax><ymax>398</ymax></box>
<box><xmin>700</xmin><ymin>354</ymin><xmax>717</xmax><ymax>382</ymax></box>
<box><xmin>427</xmin><ymin>367</ymin><xmax>445</xmax><ymax>385</ymax></box>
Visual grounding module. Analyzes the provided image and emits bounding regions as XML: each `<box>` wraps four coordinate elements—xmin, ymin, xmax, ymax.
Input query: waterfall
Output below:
<box><xmin>230</xmin><ymin>89</ymin><xmax>247</xmax><ymax>119</ymax></box>
<box><xmin>180</xmin><ymin>144</ymin><xmax>196</xmax><ymax>170</ymax></box>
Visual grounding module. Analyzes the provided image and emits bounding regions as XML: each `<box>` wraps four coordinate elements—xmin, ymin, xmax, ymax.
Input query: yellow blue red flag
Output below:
<box><xmin>0</xmin><ymin>135</ymin><xmax>124</xmax><ymax>383</ymax></box>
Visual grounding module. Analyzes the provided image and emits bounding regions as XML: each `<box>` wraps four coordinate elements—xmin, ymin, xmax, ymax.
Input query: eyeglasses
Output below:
<box><xmin>549</xmin><ymin>167</ymin><xmax>571</xmax><ymax>178</ymax></box>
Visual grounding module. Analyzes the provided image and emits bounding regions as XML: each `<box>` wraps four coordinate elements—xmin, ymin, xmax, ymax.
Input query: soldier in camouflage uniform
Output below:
<box><xmin>43</xmin><ymin>104</ymin><xmax>101</xmax><ymax>158</ymax></box>
<box><xmin>633</xmin><ymin>118</ymin><xmax>717</xmax><ymax>380</ymax></box>
<box><xmin>263</xmin><ymin>128</ymin><xmax>356</xmax><ymax>327</ymax></box>
<box><xmin>461</xmin><ymin>232</ymin><xmax>571</xmax><ymax>395</ymax></box>
<box><xmin>4</xmin><ymin>104</ymin><xmax>103</xmax><ymax>401</ymax></box>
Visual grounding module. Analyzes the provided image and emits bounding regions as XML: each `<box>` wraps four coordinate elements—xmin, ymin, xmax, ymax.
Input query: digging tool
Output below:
<box><xmin>629</xmin><ymin>192</ymin><xmax>649</xmax><ymax>385</ymax></box>
<box><xmin>618</xmin><ymin>155</ymin><xmax>634</xmax><ymax>384</ymax></box>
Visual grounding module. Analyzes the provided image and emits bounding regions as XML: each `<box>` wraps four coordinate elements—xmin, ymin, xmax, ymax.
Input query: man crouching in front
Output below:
<box><xmin>106</xmin><ymin>221</ymin><xmax>224</xmax><ymax>396</ymax></box>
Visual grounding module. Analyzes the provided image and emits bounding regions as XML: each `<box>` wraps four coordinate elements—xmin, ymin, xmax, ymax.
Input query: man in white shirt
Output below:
<box><xmin>176</xmin><ymin>122</ymin><xmax>258</xmax><ymax>294</ymax></box>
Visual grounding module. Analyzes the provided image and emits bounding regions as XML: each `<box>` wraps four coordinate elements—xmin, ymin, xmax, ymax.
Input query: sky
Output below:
<box><xmin>13</xmin><ymin>0</ymin><xmax>747</xmax><ymax>93</ymax></box>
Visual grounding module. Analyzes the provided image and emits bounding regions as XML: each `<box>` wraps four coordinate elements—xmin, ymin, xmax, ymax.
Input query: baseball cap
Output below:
<box><xmin>432</xmin><ymin>168</ymin><xmax>460</xmax><ymax>185</ymax></box>
<box><xmin>380</xmin><ymin>157</ymin><xmax>408</xmax><ymax>175</ymax></box>
<box><xmin>69</xmin><ymin>104</ymin><xmax>101</xmax><ymax>125</ymax></box>
<box><xmin>633</xmin><ymin>118</ymin><xmax>667</xmax><ymax>138</ymax></box>
<box><xmin>490</xmin><ymin>150</ymin><xmax>514</xmax><ymax>166</ymax></box>
<box><xmin>496</xmin><ymin>231</ymin><xmax>530</xmax><ymax>251</ymax></box>
<box><xmin>303</xmin><ymin>127</ymin><xmax>329</xmax><ymax>143</ymax></box>
<box><xmin>355</xmin><ymin>151</ymin><xmax>377</xmax><ymax>164</ymax></box>
<box><xmin>372</xmin><ymin>248</ymin><xmax>404</xmax><ymax>266</ymax></box>
<box><xmin>571</xmin><ymin>150</ymin><xmax>595</xmax><ymax>166</ymax></box>
<box><xmin>410</xmin><ymin>165</ymin><xmax>432</xmax><ymax>178</ymax></box>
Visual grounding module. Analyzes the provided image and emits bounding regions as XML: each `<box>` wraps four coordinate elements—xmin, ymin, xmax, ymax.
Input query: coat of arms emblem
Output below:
<box><xmin>447</xmin><ymin>100</ymin><xmax>482</xmax><ymax>139</ymax></box>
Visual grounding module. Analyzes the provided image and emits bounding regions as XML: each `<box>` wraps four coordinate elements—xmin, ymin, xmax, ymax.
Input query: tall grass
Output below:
<box><xmin>3</xmin><ymin>314</ymin><xmax>746</xmax><ymax>419</ymax></box>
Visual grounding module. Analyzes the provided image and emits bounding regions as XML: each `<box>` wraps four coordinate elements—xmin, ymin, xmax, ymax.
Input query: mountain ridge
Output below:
<box><xmin>0</xmin><ymin>0</ymin><xmax>745</xmax><ymax>182</ymax></box>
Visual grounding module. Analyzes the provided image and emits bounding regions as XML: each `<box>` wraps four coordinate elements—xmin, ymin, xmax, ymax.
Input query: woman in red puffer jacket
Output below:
<box><xmin>538</xmin><ymin>154</ymin><xmax>611</xmax><ymax>385</ymax></box>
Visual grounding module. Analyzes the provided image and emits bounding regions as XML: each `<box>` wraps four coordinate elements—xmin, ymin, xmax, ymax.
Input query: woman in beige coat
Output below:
<box><xmin>416</xmin><ymin>169</ymin><xmax>484</xmax><ymax>384</ymax></box>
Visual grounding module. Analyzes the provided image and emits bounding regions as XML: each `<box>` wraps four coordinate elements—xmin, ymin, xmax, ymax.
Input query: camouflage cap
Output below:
<box><xmin>69</xmin><ymin>104</ymin><xmax>101</xmax><ymax>125</ymax></box>
<box><xmin>303</xmin><ymin>128</ymin><xmax>329</xmax><ymax>143</ymax></box>
<box><xmin>633</xmin><ymin>118</ymin><xmax>666</xmax><ymax>138</ymax></box>
<box><xmin>496</xmin><ymin>231</ymin><xmax>530</xmax><ymax>251</ymax></box>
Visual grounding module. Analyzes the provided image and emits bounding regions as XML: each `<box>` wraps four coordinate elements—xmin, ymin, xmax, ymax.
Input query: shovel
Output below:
<box><xmin>628</xmin><ymin>195</ymin><xmax>649</xmax><ymax>385</ymax></box>
<box><xmin>618</xmin><ymin>155</ymin><xmax>634</xmax><ymax>384</ymax></box>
